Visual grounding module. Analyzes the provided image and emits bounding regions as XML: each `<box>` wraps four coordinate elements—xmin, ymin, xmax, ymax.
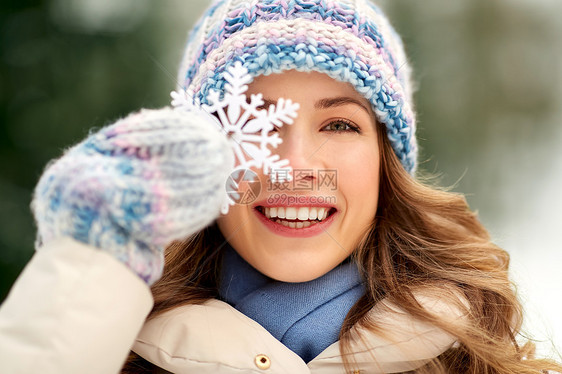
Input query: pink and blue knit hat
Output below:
<box><xmin>178</xmin><ymin>0</ymin><xmax>417</xmax><ymax>174</ymax></box>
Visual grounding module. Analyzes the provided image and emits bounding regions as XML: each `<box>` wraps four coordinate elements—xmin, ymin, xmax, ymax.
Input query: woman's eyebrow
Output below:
<box><xmin>315</xmin><ymin>97</ymin><xmax>370</xmax><ymax>113</ymax></box>
<box><xmin>259</xmin><ymin>97</ymin><xmax>370</xmax><ymax>113</ymax></box>
<box><xmin>260</xmin><ymin>99</ymin><xmax>277</xmax><ymax>110</ymax></box>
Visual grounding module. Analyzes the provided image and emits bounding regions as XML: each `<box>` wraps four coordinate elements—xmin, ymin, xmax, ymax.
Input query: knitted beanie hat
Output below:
<box><xmin>178</xmin><ymin>0</ymin><xmax>417</xmax><ymax>174</ymax></box>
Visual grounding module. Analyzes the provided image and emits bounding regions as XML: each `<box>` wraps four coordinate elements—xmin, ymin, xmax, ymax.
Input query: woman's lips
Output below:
<box><xmin>253</xmin><ymin>205</ymin><xmax>337</xmax><ymax>238</ymax></box>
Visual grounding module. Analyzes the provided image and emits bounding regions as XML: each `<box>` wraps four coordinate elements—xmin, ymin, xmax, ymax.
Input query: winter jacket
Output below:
<box><xmin>0</xmin><ymin>238</ymin><xmax>465</xmax><ymax>374</ymax></box>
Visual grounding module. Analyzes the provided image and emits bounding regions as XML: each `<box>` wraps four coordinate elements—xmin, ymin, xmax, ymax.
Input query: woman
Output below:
<box><xmin>1</xmin><ymin>0</ymin><xmax>560</xmax><ymax>373</ymax></box>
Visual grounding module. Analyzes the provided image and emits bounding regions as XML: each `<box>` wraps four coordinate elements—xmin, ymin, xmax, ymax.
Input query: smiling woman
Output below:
<box><xmin>1</xmin><ymin>0</ymin><xmax>562</xmax><ymax>374</ymax></box>
<box><xmin>218</xmin><ymin>71</ymin><xmax>380</xmax><ymax>282</ymax></box>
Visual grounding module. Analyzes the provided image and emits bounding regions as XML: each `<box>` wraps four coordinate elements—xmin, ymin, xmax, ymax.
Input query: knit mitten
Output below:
<box><xmin>31</xmin><ymin>107</ymin><xmax>233</xmax><ymax>285</ymax></box>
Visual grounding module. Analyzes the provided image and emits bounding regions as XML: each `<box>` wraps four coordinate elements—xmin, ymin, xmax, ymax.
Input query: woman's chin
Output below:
<box><xmin>238</xmin><ymin>248</ymin><xmax>347</xmax><ymax>283</ymax></box>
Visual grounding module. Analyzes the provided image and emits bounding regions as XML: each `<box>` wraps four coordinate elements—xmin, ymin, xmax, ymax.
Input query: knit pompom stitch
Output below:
<box><xmin>178</xmin><ymin>0</ymin><xmax>417</xmax><ymax>174</ymax></box>
<box><xmin>31</xmin><ymin>108</ymin><xmax>233</xmax><ymax>285</ymax></box>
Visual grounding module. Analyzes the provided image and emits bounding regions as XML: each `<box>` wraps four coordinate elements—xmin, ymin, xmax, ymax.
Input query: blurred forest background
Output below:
<box><xmin>1</xmin><ymin>0</ymin><xmax>561</xmax><ymax>358</ymax></box>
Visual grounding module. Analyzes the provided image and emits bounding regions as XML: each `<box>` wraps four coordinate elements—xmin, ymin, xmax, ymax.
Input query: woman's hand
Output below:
<box><xmin>31</xmin><ymin>107</ymin><xmax>233</xmax><ymax>285</ymax></box>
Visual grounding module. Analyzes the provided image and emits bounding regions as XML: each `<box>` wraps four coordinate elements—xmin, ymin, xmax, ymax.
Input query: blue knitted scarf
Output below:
<box><xmin>219</xmin><ymin>246</ymin><xmax>365</xmax><ymax>363</ymax></box>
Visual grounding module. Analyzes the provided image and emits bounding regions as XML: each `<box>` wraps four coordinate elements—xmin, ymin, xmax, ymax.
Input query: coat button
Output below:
<box><xmin>254</xmin><ymin>354</ymin><xmax>271</xmax><ymax>370</ymax></box>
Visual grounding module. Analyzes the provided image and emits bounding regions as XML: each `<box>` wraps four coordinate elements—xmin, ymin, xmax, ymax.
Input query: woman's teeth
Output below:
<box><xmin>263</xmin><ymin>207</ymin><xmax>330</xmax><ymax>228</ymax></box>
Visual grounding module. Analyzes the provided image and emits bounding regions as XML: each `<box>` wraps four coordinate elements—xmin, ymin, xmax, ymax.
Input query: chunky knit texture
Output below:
<box><xmin>31</xmin><ymin>108</ymin><xmax>233</xmax><ymax>285</ymax></box>
<box><xmin>178</xmin><ymin>0</ymin><xmax>417</xmax><ymax>173</ymax></box>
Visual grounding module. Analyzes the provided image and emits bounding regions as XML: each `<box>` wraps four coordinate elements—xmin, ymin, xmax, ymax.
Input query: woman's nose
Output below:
<box><xmin>275</xmin><ymin>129</ymin><xmax>320</xmax><ymax>171</ymax></box>
<box><xmin>270</xmin><ymin>126</ymin><xmax>328</xmax><ymax>189</ymax></box>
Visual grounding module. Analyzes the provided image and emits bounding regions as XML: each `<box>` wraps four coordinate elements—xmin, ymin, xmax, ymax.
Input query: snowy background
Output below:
<box><xmin>1</xmin><ymin>0</ymin><xmax>560</xmax><ymax>359</ymax></box>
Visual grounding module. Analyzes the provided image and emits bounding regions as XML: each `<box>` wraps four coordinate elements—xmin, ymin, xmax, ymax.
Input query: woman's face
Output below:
<box><xmin>217</xmin><ymin>70</ymin><xmax>380</xmax><ymax>282</ymax></box>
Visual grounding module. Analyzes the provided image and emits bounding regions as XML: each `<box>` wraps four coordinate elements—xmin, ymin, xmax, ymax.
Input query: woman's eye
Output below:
<box><xmin>322</xmin><ymin>120</ymin><xmax>360</xmax><ymax>133</ymax></box>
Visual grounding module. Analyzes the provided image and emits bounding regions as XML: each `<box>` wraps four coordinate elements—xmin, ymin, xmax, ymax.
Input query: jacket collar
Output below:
<box><xmin>133</xmin><ymin>292</ymin><xmax>466</xmax><ymax>374</ymax></box>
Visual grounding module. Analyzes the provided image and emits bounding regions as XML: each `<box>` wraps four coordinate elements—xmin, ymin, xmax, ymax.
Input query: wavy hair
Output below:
<box><xmin>339</xmin><ymin>122</ymin><xmax>562</xmax><ymax>373</ymax></box>
<box><xmin>122</xmin><ymin>119</ymin><xmax>561</xmax><ymax>374</ymax></box>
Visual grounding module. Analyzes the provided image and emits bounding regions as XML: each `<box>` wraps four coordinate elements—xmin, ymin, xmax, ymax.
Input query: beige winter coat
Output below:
<box><xmin>0</xmin><ymin>238</ymin><xmax>465</xmax><ymax>373</ymax></box>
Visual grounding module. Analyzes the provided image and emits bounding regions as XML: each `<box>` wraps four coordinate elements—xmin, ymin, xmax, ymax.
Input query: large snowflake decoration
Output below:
<box><xmin>171</xmin><ymin>61</ymin><xmax>300</xmax><ymax>213</ymax></box>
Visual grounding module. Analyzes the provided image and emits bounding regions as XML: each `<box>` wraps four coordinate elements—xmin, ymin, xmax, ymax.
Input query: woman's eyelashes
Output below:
<box><xmin>321</xmin><ymin>119</ymin><xmax>361</xmax><ymax>133</ymax></box>
<box><xmin>267</xmin><ymin>119</ymin><xmax>362</xmax><ymax>135</ymax></box>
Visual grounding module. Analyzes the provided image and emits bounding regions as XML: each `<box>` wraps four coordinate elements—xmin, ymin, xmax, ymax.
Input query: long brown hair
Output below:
<box><xmin>122</xmin><ymin>123</ymin><xmax>562</xmax><ymax>373</ymax></box>
<box><xmin>338</xmin><ymin>123</ymin><xmax>562</xmax><ymax>373</ymax></box>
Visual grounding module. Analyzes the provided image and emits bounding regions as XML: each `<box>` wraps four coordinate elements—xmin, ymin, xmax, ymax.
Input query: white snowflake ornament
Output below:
<box><xmin>171</xmin><ymin>61</ymin><xmax>300</xmax><ymax>214</ymax></box>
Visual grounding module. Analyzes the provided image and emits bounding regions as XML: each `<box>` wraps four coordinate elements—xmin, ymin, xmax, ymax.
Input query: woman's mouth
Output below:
<box><xmin>255</xmin><ymin>206</ymin><xmax>337</xmax><ymax>229</ymax></box>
